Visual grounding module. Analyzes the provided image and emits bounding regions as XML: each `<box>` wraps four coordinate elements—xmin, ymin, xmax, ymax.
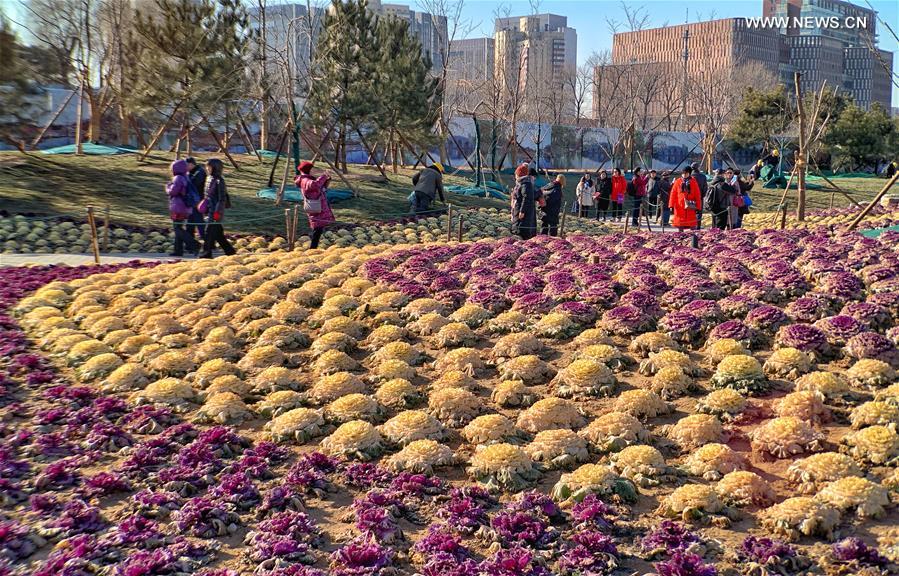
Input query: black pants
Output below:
<box><xmin>202</xmin><ymin>222</ymin><xmax>235</xmax><ymax>257</ymax></box>
<box><xmin>541</xmin><ymin>217</ymin><xmax>559</xmax><ymax>236</ymax></box>
<box><xmin>579</xmin><ymin>206</ymin><xmax>591</xmax><ymax>218</ymax></box>
<box><xmin>310</xmin><ymin>228</ymin><xmax>324</xmax><ymax>249</ymax></box>
<box><xmin>631</xmin><ymin>198</ymin><xmax>643</xmax><ymax>225</ymax></box>
<box><xmin>172</xmin><ymin>221</ymin><xmax>199</xmax><ymax>256</ymax></box>
<box><xmin>187</xmin><ymin>210</ymin><xmax>205</xmax><ymax>240</ymax></box>
<box><xmin>695</xmin><ymin>210</ymin><xmax>703</xmax><ymax>229</ymax></box>
<box><xmin>713</xmin><ymin>210</ymin><xmax>730</xmax><ymax>230</ymax></box>
<box><xmin>611</xmin><ymin>202</ymin><xmax>622</xmax><ymax>220</ymax></box>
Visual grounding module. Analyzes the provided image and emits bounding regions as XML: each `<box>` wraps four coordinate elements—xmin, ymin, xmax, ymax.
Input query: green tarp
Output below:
<box><xmin>860</xmin><ymin>225</ymin><xmax>899</xmax><ymax>238</ymax></box>
<box><xmin>445</xmin><ymin>183</ymin><xmax>509</xmax><ymax>200</ymax></box>
<box><xmin>256</xmin><ymin>186</ymin><xmax>354</xmax><ymax>203</ymax></box>
<box><xmin>41</xmin><ymin>143</ymin><xmax>137</xmax><ymax>155</ymax></box>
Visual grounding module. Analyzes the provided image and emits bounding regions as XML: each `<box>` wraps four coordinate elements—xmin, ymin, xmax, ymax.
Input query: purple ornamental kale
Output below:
<box><xmin>173</xmin><ymin>496</ymin><xmax>240</xmax><ymax>538</ymax></box>
<box><xmin>654</xmin><ymin>552</ymin><xmax>718</xmax><ymax>576</ymax></box>
<box><xmin>82</xmin><ymin>471</ymin><xmax>132</xmax><ymax>498</ymax></box>
<box><xmin>104</xmin><ymin>515</ymin><xmax>165</xmax><ymax>547</ymax></box>
<box><xmin>479</xmin><ymin>546</ymin><xmax>550</xmax><ymax>576</ymax></box>
<box><xmin>355</xmin><ymin>506</ymin><xmax>402</xmax><ymax>543</ymax></box>
<box><xmin>739</xmin><ymin>536</ymin><xmax>797</xmax><ymax>565</ymax></box>
<box><xmin>33</xmin><ymin>457</ymin><xmax>82</xmax><ymax>490</ymax></box>
<box><xmin>129</xmin><ymin>489</ymin><xmax>183</xmax><ymax>519</ymax></box>
<box><xmin>543</xmin><ymin>279</ymin><xmax>579</xmax><ymax>301</ymax></box>
<box><xmin>468</xmin><ymin>290</ymin><xmax>511</xmax><ymax>313</ymax></box>
<box><xmin>413</xmin><ymin>525</ymin><xmax>471</xmax><ymax>560</ymax></box>
<box><xmin>390</xmin><ymin>471</ymin><xmax>446</xmax><ymax>496</ymax></box>
<box><xmin>784</xmin><ymin>297</ymin><xmax>829</xmax><ymax>323</ymax></box>
<box><xmin>830</xmin><ymin>538</ymin><xmax>888</xmax><ymax>566</ymax></box>
<box><xmin>119</xmin><ymin>404</ymin><xmax>181</xmax><ymax>435</ymax></box>
<box><xmin>641</xmin><ymin>521</ymin><xmax>700</xmax><ymax>556</ymax></box>
<box><xmin>556</xmin><ymin>530</ymin><xmax>619</xmax><ymax>576</ymax></box>
<box><xmin>508</xmin><ymin>491</ymin><xmax>563</xmax><ymax>521</ymax></box>
<box><xmin>840</xmin><ymin>302</ymin><xmax>892</xmax><ymax>331</ymax></box>
<box><xmin>553</xmin><ymin>301</ymin><xmax>598</xmax><ymax>323</ymax></box>
<box><xmin>774</xmin><ymin>324</ymin><xmax>831</xmax><ymax>358</ymax></box>
<box><xmin>599</xmin><ymin>305</ymin><xmax>654</xmax><ymax>336</ymax></box>
<box><xmin>490</xmin><ymin>510</ymin><xmax>558</xmax><ymax>549</ymax></box>
<box><xmin>814</xmin><ymin>315</ymin><xmax>866</xmax><ymax>345</ymax></box>
<box><xmin>0</xmin><ymin>520</ymin><xmax>43</xmax><ymax>561</ymax></box>
<box><xmin>207</xmin><ymin>472</ymin><xmax>260</xmax><ymax>509</ymax></box>
<box><xmin>435</xmin><ymin>493</ymin><xmax>490</xmax><ymax>535</ymax></box>
<box><xmin>570</xmin><ymin>494</ymin><xmax>615</xmax><ymax>531</ymax></box>
<box><xmin>658</xmin><ymin>311</ymin><xmax>704</xmax><ymax>343</ymax></box>
<box><xmin>511</xmin><ymin>293</ymin><xmax>556</xmax><ymax>315</ymax></box>
<box><xmin>619</xmin><ymin>291</ymin><xmax>663</xmax><ymax>318</ymax></box>
<box><xmin>745</xmin><ymin>305</ymin><xmax>790</xmax><ymax>334</ymax></box>
<box><xmin>420</xmin><ymin>552</ymin><xmax>481</xmax><ymax>576</ymax></box>
<box><xmin>340</xmin><ymin>462</ymin><xmax>395</xmax><ymax>489</ymax></box>
<box><xmin>83</xmin><ymin>421</ymin><xmax>134</xmax><ymax>452</ymax></box>
<box><xmin>844</xmin><ymin>332</ymin><xmax>899</xmax><ymax>366</ymax></box>
<box><xmin>45</xmin><ymin>500</ymin><xmax>107</xmax><ymax>538</ymax></box>
<box><xmin>818</xmin><ymin>271</ymin><xmax>865</xmax><ymax>301</ymax></box>
<box><xmin>718</xmin><ymin>295</ymin><xmax>761</xmax><ymax>319</ymax></box>
<box><xmin>330</xmin><ymin>538</ymin><xmax>394</xmax><ymax>576</ymax></box>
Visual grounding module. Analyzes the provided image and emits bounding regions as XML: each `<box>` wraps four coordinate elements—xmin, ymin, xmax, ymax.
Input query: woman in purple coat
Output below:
<box><xmin>166</xmin><ymin>159</ymin><xmax>199</xmax><ymax>256</ymax></box>
<box><xmin>295</xmin><ymin>160</ymin><xmax>335</xmax><ymax>249</ymax></box>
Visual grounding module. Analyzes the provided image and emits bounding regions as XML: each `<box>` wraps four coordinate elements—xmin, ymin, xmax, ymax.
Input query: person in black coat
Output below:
<box><xmin>185</xmin><ymin>157</ymin><xmax>207</xmax><ymax>247</ymax></box>
<box><xmin>511</xmin><ymin>164</ymin><xmax>538</xmax><ymax>240</ymax></box>
<box><xmin>594</xmin><ymin>170</ymin><xmax>612</xmax><ymax>221</ymax></box>
<box><xmin>539</xmin><ymin>174</ymin><xmax>565</xmax><ymax>236</ymax></box>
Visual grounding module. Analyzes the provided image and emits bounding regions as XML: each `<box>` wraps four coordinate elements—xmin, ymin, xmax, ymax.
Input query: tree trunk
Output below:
<box><xmin>118</xmin><ymin>104</ymin><xmax>130</xmax><ymax>146</ymax></box>
<box><xmin>186</xmin><ymin>115</ymin><xmax>193</xmax><ymax>157</ymax></box>
<box><xmin>340</xmin><ymin>127</ymin><xmax>348</xmax><ymax>173</ymax></box>
<box><xmin>437</xmin><ymin>119</ymin><xmax>448</xmax><ymax>166</ymax></box>
<box><xmin>75</xmin><ymin>79</ymin><xmax>85</xmax><ymax>155</ymax></box>
<box><xmin>88</xmin><ymin>88</ymin><xmax>102</xmax><ymax>143</ymax></box>
<box><xmin>794</xmin><ymin>71</ymin><xmax>807</xmax><ymax>222</ymax></box>
<box><xmin>260</xmin><ymin>98</ymin><xmax>268</xmax><ymax>151</ymax></box>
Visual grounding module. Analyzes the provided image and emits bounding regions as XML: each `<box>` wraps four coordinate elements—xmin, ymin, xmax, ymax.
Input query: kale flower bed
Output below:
<box><xmin>3</xmin><ymin>224</ymin><xmax>899</xmax><ymax>575</ymax></box>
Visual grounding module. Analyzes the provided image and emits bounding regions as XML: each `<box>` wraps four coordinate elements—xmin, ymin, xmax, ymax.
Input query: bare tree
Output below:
<box><xmin>605</xmin><ymin>1</ymin><xmax>650</xmax><ymax>35</ymax></box>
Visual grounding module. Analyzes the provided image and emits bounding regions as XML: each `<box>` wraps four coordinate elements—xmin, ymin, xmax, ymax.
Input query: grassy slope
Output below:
<box><xmin>0</xmin><ymin>152</ymin><xmax>506</xmax><ymax>235</ymax></box>
<box><xmin>0</xmin><ymin>151</ymin><xmax>889</xmax><ymax>235</ymax></box>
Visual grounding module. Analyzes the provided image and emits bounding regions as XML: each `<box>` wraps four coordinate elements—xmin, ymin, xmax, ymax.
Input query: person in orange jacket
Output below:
<box><xmin>610</xmin><ymin>168</ymin><xmax>627</xmax><ymax>221</ymax></box>
<box><xmin>669</xmin><ymin>166</ymin><xmax>702</xmax><ymax>230</ymax></box>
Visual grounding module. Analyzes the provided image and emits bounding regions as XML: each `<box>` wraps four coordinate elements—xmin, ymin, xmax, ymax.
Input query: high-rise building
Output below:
<box><xmin>598</xmin><ymin>18</ymin><xmax>781</xmax><ymax>122</ymax></box>
<box><xmin>494</xmin><ymin>14</ymin><xmax>577</xmax><ymax>119</ymax></box>
<box><xmin>380</xmin><ymin>4</ymin><xmax>448</xmax><ymax>70</ymax></box>
<box><xmin>761</xmin><ymin>0</ymin><xmax>892</xmax><ymax>109</ymax></box>
<box><xmin>448</xmin><ymin>38</ymin><xmax>495</xmax><ymax>82</ymax></box>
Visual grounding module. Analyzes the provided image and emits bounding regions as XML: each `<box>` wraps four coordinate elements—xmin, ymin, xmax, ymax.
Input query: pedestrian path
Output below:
<box><xmin>0</xmin><ymin>253</ymin><xmax>187</xmax><ymax>268</ymax></box>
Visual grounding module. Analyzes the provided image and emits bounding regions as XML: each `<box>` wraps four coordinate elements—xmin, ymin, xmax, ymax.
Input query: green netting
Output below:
<box><xmin>860</xmin><ymin>225</ymin><xmax>899</xmax><ymax>238</ymax></box>
<box><xmin>255</xmin><ymin>149</ymin><xmax>281</xmax><ymax>159</ymax></box>
<box><xmin>807</xmin><ymin>172</ymin><xmax>877</xmax><ymax>180</ymax></box>
<box><xmin>445</xmin><ymin>184</ymin><xmax>509</xmax><ymax>200</ymax></box>
<box><xmin>40</xmin><ymin>143</ymin><xmax>137</xmax><ymax>155</ymax></box>
<box><xmin>256</xmin><ymin>186</ymin><xmax>353</xmax><ymax>203</ymax></box>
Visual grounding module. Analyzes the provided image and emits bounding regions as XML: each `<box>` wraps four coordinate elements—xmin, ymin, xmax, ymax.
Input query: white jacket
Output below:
<box><xmin>577</xmin><ymin>180</ymin><xmax>595</xmax><ymax>206</ymax></box>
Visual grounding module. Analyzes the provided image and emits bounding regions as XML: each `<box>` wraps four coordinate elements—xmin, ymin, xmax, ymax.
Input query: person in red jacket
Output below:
<box><xmin>610</xmin><ymin>168</ymin><xmax>627</xmax><ymax>221</ymax></box>
<box><xmin>669</xmin><ymin>166</ymin><xmax>702</xmax><ymax>230</ymax></box>
<box><xmin>295</xmin><ymin>160</ymin><xmax>335</xmax><ymax>249</ymax></box>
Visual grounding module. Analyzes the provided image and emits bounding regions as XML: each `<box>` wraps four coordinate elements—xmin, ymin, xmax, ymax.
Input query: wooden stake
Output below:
<box><xmin>31</xmin><ymin>90</ymin><xmax>76</xmax><ymax>149</ymax></box>
<box><xmin>267</xmin><ymin>125</ymin><xmax>290</xmax><ymax>188</ymax></box>
<box><xmin>560</xmin><ymin>202</ymin><xmax>568</xmax><ymax>238</ymax></box>
<box><xmin>623</xmin><ymin>209</ymin><xmax>630</xmax><ymax>234</ymax></box>
<box><xmin>780</xmin><ymin>203</ymin><xmax>788</xmax><ymax>230</ymax></box>
<box><xmin>291</xmin><ymin>206</ymin><xmax>300</xmax><ymax>251</ymax></box>
<box><xmin>199</xmin><ymin>114</ymin><xmax>240</xmax><ymax>170</ymax></box>
<box><xmin>830</xmin><ymin>191</ymin><xmax>836</xmax><ymax>209</ymax></box>
<box><xmin>102</xmin><ymin>205</ymin><xmax>110</xmax><ymax>252</ymax></box>
<box><xmin>812</xmin><ymin>164</ymin><xmax>861</xmax><ymax>207</ymax></box>
<box><xmin>446</xmin><ymin>204</ymin><xmax>453</xmax><ymax>242</ymax></box>
<box><xmin>86</xmin><ymin>206</ymin><xmax>100</xmax><ymax>265</ymax></box>
<box><xmin>277</xmin><ymin>144</ymin><xmax>293</xmax><ymax>205</ymax></box>
<box><xmin>139</xmin><ymin>100</ymin><xmax>183</xmax><ymax>161</ymax></box>
<box><xmin>75</xmin><ymin>79</ymin><xmax>85</xmax><ymax>156</ymax></box>
<box><xmin>794</xmin><ymin>72</ymin><xmax>807</xmax><ymax>221</ymax></box>
<box><xmin>848</xmin><ymin>172</ymin><xmax>899</xmax><ymax>230</ymax></box>
<box><xmin>771</xmin><ymin>168</ymin><xmax>797</xmax><ymax>227</ymax></box>
<box><xmin>284</xmin><ymin>209</ymin><xmax>291</xmax><ymax>245</ymax></box>
<box><xmin>457</xmin><ymin>214</ymin><xmax>464</xmax><ymax>242</ymax></box>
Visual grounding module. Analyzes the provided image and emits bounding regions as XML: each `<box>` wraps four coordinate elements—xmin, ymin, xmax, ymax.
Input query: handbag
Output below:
<box><xmin>304</xmin><ymin>195</ymin><xmax>323</xmax><ymax>215</ymax></box>
<box><xmin>197</xmin><ymin>198</ymin><xmax>209</xmax><ymax>215</ymax></box>
<box><xmin>743</xmin><ymin>193</ymin><xmax>753</xmax><ymax>208</ymax></box>
<box><xmin>732</xmin><ymin>194</ymin><xmax>745</xmax><ymax>208</ymax></box>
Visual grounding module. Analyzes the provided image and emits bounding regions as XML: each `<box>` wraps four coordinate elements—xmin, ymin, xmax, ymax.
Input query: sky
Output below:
<box><xmin>2</xmin><ymin>0</ymin><xmax>897</xmax><ymax>105</ymax></box>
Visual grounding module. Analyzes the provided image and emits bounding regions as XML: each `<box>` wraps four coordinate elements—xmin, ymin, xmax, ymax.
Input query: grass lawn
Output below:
<box><xmin>0</xmin><ymin>151</ymin><xmax>890</xmax><ymax>236</ymax></box>
<box><xmin>0</xmin><ymin>152</ymin><xmax>506</xmax><ymax>235</ymax></box>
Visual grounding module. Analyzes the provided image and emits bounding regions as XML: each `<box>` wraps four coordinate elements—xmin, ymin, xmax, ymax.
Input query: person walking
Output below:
<box><xmin>539</xmin><ymin>174</ymin><xmax>564</xmax><ymax>236</ymax></box>
<box><xmin>411</xmin><ymin>163</ymin><xmax>445</xmax><ymax>215</ymax></box>
<box><xmin>629</xmin><ymin>167</ymin><xmax>648</xmax><ymax>226</ymax></box>
<box><xmin>594</xmin><ymin>170</ymin><xmax>612</xmax><ymax>221</ymax></box>
<box><xmin>669</xmin><ymin>166</ymin><xmax>702</xmax><ymax>231</ymax></box>
<box><xmin>657</xmin><ymin>171</ymin><xmax>672</xmax><ymax>227</ymax></box>
<box><xmin>735</xmin><ymin>169</ymin><xmax>753</xmax><ymax>229</ymax></box>
<box><xmin>690</xmin><ymin>162</ymin><xmax>708</xmax><ymax>229</ymax></box>
<box><xmin>295</xmin><ymin>160</ymin><xmax>335</xmax><ymax>249</ymax></box>
<box><xmin>611</xmin><ymin>168</ymin><xmax>626</xmax><ymax>221</ymax></box>
<box><xmin>198</xmin><ymin>158</ymin><xmax>236</xmax><ymax>258</ymax></box>
<box><xmin>576</xmin><ymin>173</ymin><xmax>595</xmax><ymax>217</ymax></box>
<box><xmin>184</xmin><ymin>157</ymin><xmax>206</xmax><ymax>247</ymax></box>
<box><xmin>511</xmin><ymin>163</ymin><xmax>538</xmax><ymax>240</ymax></box>
<box><xmin>166</xmin><ymin>159</ymin><xmax>200</xmax><ymax>257</ymax></box>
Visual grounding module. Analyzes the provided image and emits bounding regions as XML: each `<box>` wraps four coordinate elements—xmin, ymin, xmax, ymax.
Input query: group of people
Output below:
<box><xmin>166</xmin><ymin>157</ymin><xmax>236</xmax><ymax>258</ymax></box>
<box><xmin>510</xmin><ymin>161</ymin><xmax>755</xmax><ymax>239</ymax></box>
<box><xmin>167</xmin><ymin>158</ymin><xmax>336</xmax><ymax>256</ymax></box>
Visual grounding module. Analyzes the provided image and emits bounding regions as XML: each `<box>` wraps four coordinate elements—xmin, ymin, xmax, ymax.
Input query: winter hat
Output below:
<box><xmin>171</xmin><ymin>159</ymin><xmax>188</xmax><ymax>176</ymax></box>
<box><xmin>515</xmin><ymin>163</ymin><xmax>530</xmax><ymax>178</ymax></box>
<box><xmin>298</xmin><ymin>161</ymin><xmax>314</xmax><ymax>174</ymax></box>
<box><xmin>431</xmin><ymin>162</ymin><xmax>444</xmax><ymax>173</ymax></box>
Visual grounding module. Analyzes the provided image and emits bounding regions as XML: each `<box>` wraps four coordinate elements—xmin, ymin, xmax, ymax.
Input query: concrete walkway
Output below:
<box><xmin>0</xmin><ymin>253</ymin><xmax>188</xmax><ymax>267</ymax></box>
